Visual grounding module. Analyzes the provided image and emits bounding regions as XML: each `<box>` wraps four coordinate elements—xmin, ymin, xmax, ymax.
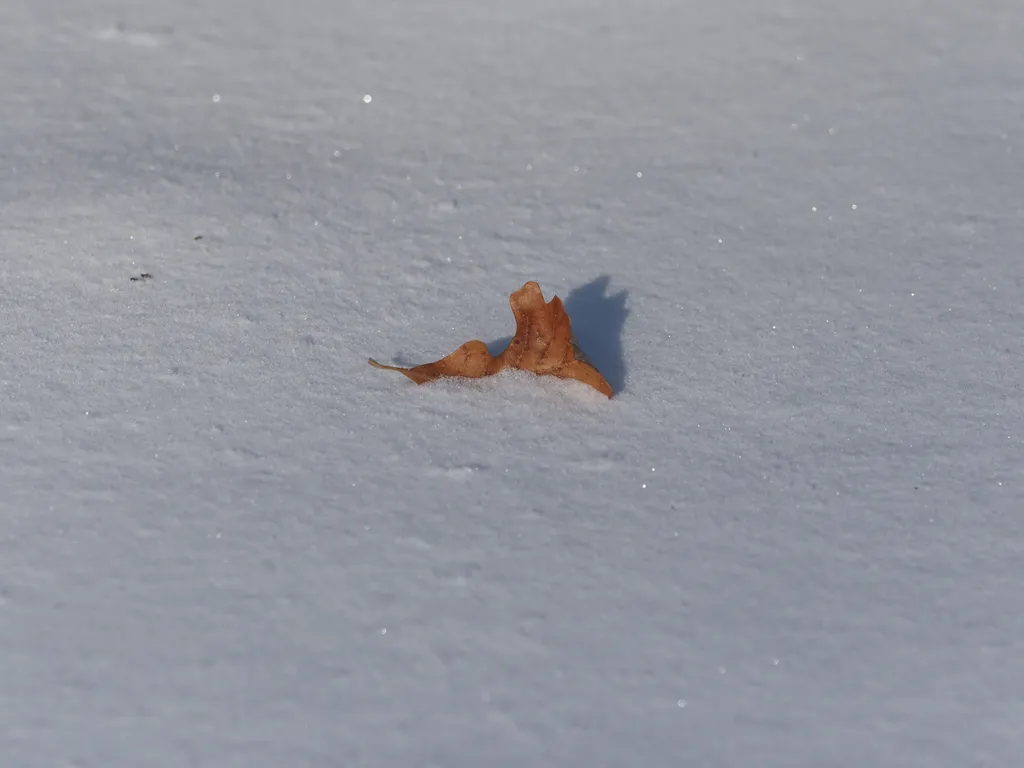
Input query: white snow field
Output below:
<box><xmin>3</xmin><ymin>0</ymin><xmax>1023</xmax><ymax>765</ymax></box>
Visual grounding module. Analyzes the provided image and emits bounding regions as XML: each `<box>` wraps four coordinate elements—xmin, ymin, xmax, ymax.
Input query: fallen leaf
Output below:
<box><xmin>369</xmin><ymin>281</ymin><xmax>613</xmax><ymax>397</ymax></box>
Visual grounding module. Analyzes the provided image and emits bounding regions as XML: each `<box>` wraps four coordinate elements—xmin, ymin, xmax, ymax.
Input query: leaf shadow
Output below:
<box><xmin>563</xmin><ymin>276</ymin><xmax>629</xmax><ymax>393</ymax></box>
<box><xmin>487</xmin><ymin>276</ymin><xmax>629</xmax><ymax>394</ymax></box>
<box><xmin>484</xmin><ymin>337</ymin><xmax>513</xmax><ymax>357</ymax></box>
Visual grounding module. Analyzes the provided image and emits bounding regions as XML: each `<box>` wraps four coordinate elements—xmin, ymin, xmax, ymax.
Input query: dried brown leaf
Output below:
<box><xmin>369</xmin><ymin>281</ymin><xmax>613</xmax><ymax>397</ymax></box>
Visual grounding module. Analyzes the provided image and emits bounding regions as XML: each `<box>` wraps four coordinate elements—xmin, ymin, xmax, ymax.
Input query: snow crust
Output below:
<box><xmin>2</xmin><ymin>1</ymin><xmax>1023</xmax><ymax>765</ymax></box>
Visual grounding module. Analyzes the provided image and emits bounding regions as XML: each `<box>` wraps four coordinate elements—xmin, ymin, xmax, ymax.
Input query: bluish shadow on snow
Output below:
<box><xmin>485</xmin><ymin>336</ymin><xmax>513</xmax><ymax>357</ymax></box>
<box><xmin>563</xmin><ymin>276</ymin><xmax>629</xmax><ymax>394</ymax></box>
<box><xmin>486</xmin><ymin>276</ymin><xmax>629</xmax><ymax>394</ymax></box>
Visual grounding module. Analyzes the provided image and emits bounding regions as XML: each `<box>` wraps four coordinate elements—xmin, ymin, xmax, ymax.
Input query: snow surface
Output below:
<box><xmin>3</xmin><ymin>1</ymin><xmax>1024</xmax><ymax>765</ymax></box>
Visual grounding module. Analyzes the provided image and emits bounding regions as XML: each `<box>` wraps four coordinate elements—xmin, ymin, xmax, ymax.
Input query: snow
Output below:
<box><xmin>2</xmin><ymin>0</ymin><xmax>1023</xmax><ymax>765</ymax></box>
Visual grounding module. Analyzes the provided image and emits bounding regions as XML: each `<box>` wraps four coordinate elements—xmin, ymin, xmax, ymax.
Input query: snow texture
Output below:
<box><xmin>2</xmin><ymin>1</ymin><xmax>1023</xmax><ymax>766</ymax></box>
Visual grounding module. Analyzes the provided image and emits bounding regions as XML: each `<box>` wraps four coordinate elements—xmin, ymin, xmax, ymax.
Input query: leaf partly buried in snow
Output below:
<box><xmin>369</xmin><ymin>281</ymin><xmax>613</xmax><ymax>397</ymax></box>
